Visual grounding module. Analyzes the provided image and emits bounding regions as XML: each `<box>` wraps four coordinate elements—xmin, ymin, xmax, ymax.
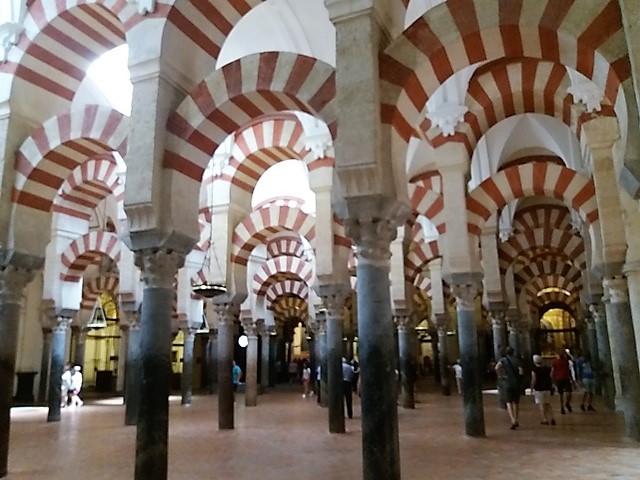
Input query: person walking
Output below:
<box><xmin>531</xmin><ymin>355</ymin><xmax>555</xmax><ymax>425</ymax></box>
<box><xmin>60</xmin><ymin>363</ymin><xmax>73</xmax><ymax>407</ymax></box>
<box><xmin>551</xmin><ymin>350</ymin><xmax>575</xmax><ymax>414</ymax></box>
<box><xmin>301</xmin><ymin>362</ymin><xmax>311</xmax><ymax>398</ymax></box>
<box><xmin>495</xmin><ymin>346</ymin><xmax>523</xmax><ymax>430</ymax></box>
<box><xmin>341</xmin><ymin>357</ymin><xmax>354</xmax><ymax>419</ymax></box>
<box><xmin>232</xmin><ymin>361</ymin><xmax>242</xmax><ymax>392</ymax></box>
<box><xmin>68</xmin><ymin>365</ymin><xmax>84</xmax><ymax>407</ymax></box>
<box><xmin>576</xmin><ymin>353</ymin><xmax>596</xmax><ymax>411</ymax></box>
<box><xmin>452</xmin><ymin>360</ymin><xmax>463</xmax><ymax>395</ymax></box>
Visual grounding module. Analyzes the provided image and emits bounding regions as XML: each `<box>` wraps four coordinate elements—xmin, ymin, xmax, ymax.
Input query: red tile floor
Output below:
<box><xmin>7</xmin><ymin>382</ymin><xmax>639</xmax><ymax>479</ymax></box>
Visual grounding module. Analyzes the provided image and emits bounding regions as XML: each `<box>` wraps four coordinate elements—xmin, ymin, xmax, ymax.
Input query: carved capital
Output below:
<box><xmin>431</xmin><ymin>313</ymin><xmax>448</xmax><ymax>332</ymax></box>
<box><xmin>490</xmin><ymin>309</ymin><xmax>505</xmax><ymax>328</ymax></box>
<box><xmin>321</xmin><ymin>292</ymin><xmax>348</xmax><ymax>319</ymax></box>
<box><xmin>394</xmin><ymin>315</ymin><xmax>415</xmax><ymax>332</ymax></box>
<box><xmin>451</xmin><ymin>283</ymin><xmax>478</xmax><ymax>311</ymax></box>
<box><xmin>208</xmin><ymin>328</ymin><xmax>218</xmax><ymax>340</ymax></box>
<box><xmin>345</xmin><ymin>218</ymin><xmax>396</xmax><ymax>267</ymax></box>
<box><xmin>0</xmin><ymin>265</ymin><xmax>33</xmax><ymax>305</ymax></box>
<box><xmin>588</xmin><ymin>303</ymin><xmax>606</xmax><ymax>323</ymax></box>
<box><xmin>135</xmin><ymin>249</ymin><xmax>184</xmax><ymax>289</ymax></box>
<box><xmin>212</xmin><ymin>302</ymin><xmax>240</xmax><ymax>325</ymax></box>
<box><xmin>603</xmin><ymin>276</ymin><xmax>628</xmax><ymax>304</ymax></box>
<box><xmin>426</xmin><ymin>104</ymin><xmax>468</xmax><ymax>137</ymax></box>
<box><xmin>242</xmin><ymin>318</ymin><xmax>262</xmax><ymax>338</ymax></box>
<box><xmin>584</xmin><ymin>315</ymin><xmax>595</xmax><ymax>330</ymax></box>
<box><xmin>53</xmin><ymin>316</ymin><xmax>72</xmax><ymax>334</ymax></box>
<box><xmin>309</xmin><ymin>317</ymin><xmax>327</xmax><ymax>335</ymax></box>
<box><xmin>567</xmin><ymin>82</ymin><xmax>603</xmax><ymax>113</ymax></box>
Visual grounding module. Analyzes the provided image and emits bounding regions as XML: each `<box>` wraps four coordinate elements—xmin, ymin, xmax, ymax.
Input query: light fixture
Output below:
<box><xmin>238</xmin><ymin>335</ymin><xmax>248</xmax><ymax>348</ymax></box>
<box><xmin>192</xmin><ymin>170</ymin><xmax>227</xmax><ymax>298</ymax></box>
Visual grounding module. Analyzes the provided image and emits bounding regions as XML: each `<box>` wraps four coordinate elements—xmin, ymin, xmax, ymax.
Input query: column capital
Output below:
<box><xmin>0</xmin><ymin>265</ymin><xmax>34</xmax><ymax>304</ymax></box>
<box><xmin>242</xmin><ymin>318</ymin><xmax>263</xmax><ymax>338</ymax></box>
<box><xmin>580</xmin><ymin>115</ymin><xmax>619</xmax><ymax>152</ymax></box>
<box><xmin>588</xmin><ymin>302</ymin><xmax>606</xmax><ymax>322</ymax></box>
<box><xmin>394</xmin><ymin>314</ymin><xmax>415</xmax><ymax>332</ymax></box>
<box><xmin>451</xmin><ymin>282</ymin><xmax>479</xmax><ymax>311</ymax></box>
<box><xmin>53</xmin><ymin>316</ymin><xmax>72</xmax><ymax>333</ymax></box>
<box><xmin>319</xmin><ymin>285</ymin><xmax>350</xmax><ymax>318</ymax></box>
<box><xmin>603</xmin><ymin>276</ymin><xmax>628</xmax><ymax>304</ymax></box>
<box><xmin>431</xmin><ymin>313</ymin><xmax>449</xmax><ymax>332</ymax></box>
<box><xmin>308</xmin><ymin>317</ymin><xmax>327</xmax><ymax>335</ymax></box>
<box><xmin>208</xmin><ymin>327</ymin><xmax>218</xmax><ymax>340</ymax></box>
<box><xmin>345</xmin><ymin>217</ymin><xmax>397</xmax><ymax>267</ymax></box>
<box><xmin>135</xmin><ymin>248</ymin><xmax>185</xmax><ymax>289</ymax></box>
<box><xmin>212</xmin><ymin>302</ymin><xmax>240</xmax><ymax>325</ymax></box>
<box><xmin>584</xmin><ymin>314</ymin><xmax>596</xmax><ymax>330</ymax></box>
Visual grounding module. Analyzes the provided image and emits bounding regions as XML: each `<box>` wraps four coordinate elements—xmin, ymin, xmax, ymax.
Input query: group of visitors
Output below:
<box><xmin>496</xmin><ymin>347</ymin><xmax>597</xmax><ymax>430</ymax></box>
<box><xmin>60</xmin><ymin>363</ymin><xmax>83</xmax><ymax>408</ymax></box>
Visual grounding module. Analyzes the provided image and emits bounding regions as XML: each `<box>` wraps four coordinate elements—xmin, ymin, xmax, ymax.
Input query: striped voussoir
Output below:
<box><xmin>465</xmin><ymin>162</ymin><xmax>598</xmax><ymax>235</ymax></box>
<box><xmin>14</xmin><ymin>106</ymin><xmax>128</xmax><ymax>213</ymax></box>
<box><xmin>380</xmin><ymin>0</ymin><xmax>629</xmax><ymax>148</ymax></box>
<box><xmin>265</xmin><ymin>280</ymin><xmax>309</xmax><ymax>306</ymax></box>
<box><xmin>266</xmin><ymin>235</ymin><xmax>305</xmax><ymax>259</ymax></box>
<box><xmin>60</xmin><ymin>231</ymin><xmax>122</xmax><ymax>282</ymax></box>
<box><xmin>404</xmin><ymin>240</ymin><xmax>440</xmax><ymax>284</ymax></box>
<box><xmin>270</xmin><ymin>295</ymin><xmax>308</xmax><ymax>322</ymax></box>
<box><xmin>253</xmin><ymin>256</ymin><xmax>314</xmax><ymax>296</ymax></box>
<box><xmin>80</xmin><ymin>275</ymin><xmax>119</xmax><ymax>311</ymax></box>
<box><xmin>515</xmin><ymin>260</ymin><xmax>582</xmax><ymax>289</ymax></box>
<box><xmin>409</xmin><ymin>182</ymin><xmax>445</xmax><ymax>232</ymax></box>
<box><xmin>231</xmin><ymin>205</ymin><xmax>315</xmax><ymax>266</ymax></box>
<box><xmin>164</xmin><ymin>51</ymin><xmax>336</xmax><ymax>182</ymax></box>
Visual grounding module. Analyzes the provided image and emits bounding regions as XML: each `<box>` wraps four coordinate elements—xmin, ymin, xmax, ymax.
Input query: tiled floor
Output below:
<box><xmin>7</xmin><ymin>382</ymin><xmax>639</xmax><ymax>479</ymax></box>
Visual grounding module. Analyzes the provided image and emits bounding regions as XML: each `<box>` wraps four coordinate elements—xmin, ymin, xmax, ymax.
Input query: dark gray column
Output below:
<box><xmin>47</xmin><ymin>316</ymin><xmax>72</xmax><ymax>422</ymax></box>
<box><xmin>506</xmin><ymin>312</ymin><xmax>520</xmax><ymax>357</ymax></box>
<box><xmin>134</xmin><ymin>250</ymin><xmax>184</xmax><ymax>480</ymax></box>
<box><xmin>260</xmin><ymin>324</ymin><xmax>270</xmax><ymax>393</ymax></box>
<box><xmin>322</xmin><ymin>291</ymin><xmax>346</xmax><ymax>433</ymax></box>
<box><xmin>213</xmin><ymin>302</ymin><xmax>239</xmax><ymax>430</ymax></box>
<box><xmin>453</xmin><ymin>283</ymin><xmax>486</xmax><ymax>437</ymax></box>
<box><xmin>180</xmin><ymin>326</ymin><xmax>197</xmax><ymax>406</ymax></box>
<box><xmin>37</xmin><ymin>327</ymin><xmax>53</xmax><ymax>404</ymax></box>
<box><xmin>351</xmin><ymin>218</ymin><xmax>400</xmax><ymax>480</ymax></box>
<box><xmin>243</xmin><ymin>319</ymin><xmax>261</xmax><ymax>407</ymax></box>
<box><xmin>206</xmin><ymin>329</ymin><xmax>218</xmax><ymax>393</ymax></box>
<box><xmin>125</xmin><ymin>314</ymin><xmax>141</xmax><ymax>426</ymax></box>
<box><xmin>0</xmin><ymin>266</ymin><xmax>33</xmax><ymax>478</ymax></box>
<box><xmin>268</xmin><ymin>331</ymin><xmax>277</xmax><ymax>387</ymax></box>
<box><xmin>71</xmin><ymin>325</ymin><xmax>87</xmax><ymax>368</ymax></box>
<box><xmin>604</xmin><ymin>277</ymin><xmax>640</xmax><ymax>441</ymax></box>
<box><xmin>591</xmin><ymin>303</ymin><xmax>616</xmax><ymax>410</ymax></box>
<box><xmin>585</xmin><ymin>316</ymin><xmax>599</xmax><ymax>371</ymax></box>
<box><xmin>434</xmin><ymin>314</ymin><xmax>451</xmax><ymax>396</ymax></box>
<box><xmin>395</xmin><ymin>314</ymin><xmax>416</xmax><ymax>409</ymax></box>
<box><xmin>490</xmin><ymin>311</ymin><xmax>505</xmax><ymax>361</ymax></box>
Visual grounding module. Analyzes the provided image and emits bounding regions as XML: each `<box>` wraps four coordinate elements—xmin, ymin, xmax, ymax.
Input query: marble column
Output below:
<box><xmin>395</xmin><ymin>314</ymin><xmax>416</xmax><ymax>409</ymax></box>
<box><xmin>433</xmin><ymin>314</ymin><xmax>451</xmax><ymax>396</ymax></box>
<box><xmin>347</xmin><ymin>218</ymin><xmax>400</xmax><ymax>480</ymax></box>
<box><xmin>213</xmin><ymin>302</ymin><xmax>239</xmax><ymax>430</ymax></box>
<box><xmin>260</xmin><ymin>324</ymin><xmax>270</xmax><ymax>394</ymax></box>
<box><xmin>47</xmin><ymin>316</ymin><xmax>72</xmax><ymax>422</ymax></box>
<box><xmin>0</xmin><ymin>266</ymin><xmax>33</xmax><ymax>478</ymax></box>
<box><xmin>603</xmin><ymin>277</ymin><xmax>640</xmax><ymax>441</ymax></box>
<box><xmin>37</xmin><ymin>327</ymin><xmax>53</xmax><ymax>404</ymax></box>
<box><xmin>180</xmin><ymin>325</ymin><xmax>197</xmax><ymax>406</ymax></box>
<box><xmin>490</xmin><ymin>310</ymin><xmax>505</xmax><ymax>361</ymax></box>
<box><xmin>590</xmin><ymin>303</ymin><xmax>616</xmax><ymax>410</ymax></box>
<box><xmin>125</xmin><ymin>314</ymin><xmax>141</xmax><ymax>426</ymax></box>
<box><xmin>206</xmin><ymin>329</ymin><xmax>218</xmax><ymax>394</ymax></box>
<box><xmin>117</xmin><ymin>324</ymin><xmax>129</xmax><ymax>393</ymax></box>
<box><xmin>268</xmin><ymin>330</ymin><xmax>278</xmax><ymax>387</ymax></box>
<box><xmin>312</xmin><ymin>317</ymin><xmax>328</xmax><ymax>406</ymax></box>
<box><xmin>452</xmin><ymin>283</ymin><xmax>485</xmax><ymax>437</ymax></box>
<box><xmin>322</xmin><ymin>290</ymin><xmax>347</xmax><ymax>433</ymax></box>
<box><xmin>133</xmin><ymin>250</ymin><xmax>184</xmax><ymax>480</ymax></box>
<box><xmin>71</xmin><ymin>325</ymin><xmax>87</xmax><ymax>368</ymax></box>
<box><xmin>584</xmin><ymin>315</ymin><xmax>599</xmax><ymax>368</ymax></box>
<box><xmin>243</xmin><ymin>319</ymin><xmax>261</xmax><ymax>407</ymax></box>
<box><xmin>506</xmin><ymin>312</ymin><xmax>520</xmax><ymax>357</ymax></box>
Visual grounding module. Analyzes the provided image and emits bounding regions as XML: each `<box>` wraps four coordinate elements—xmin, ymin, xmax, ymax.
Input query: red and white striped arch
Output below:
<box><xmin>165</xmin><ymin>51</ymin><xmax>336</xmax><ymax>182</ymax></box>
<box><xmin>405</xmin><ymin>240</ymin><xmax>440</xmax><ymax>283</ymax></box>
<box><xmin>511</xmin><ymin>204</ymin><xmax>574</xmax><ymax>233</ymax></box>
<box><xmin>466</xmin><ymin>162</ymin><xmax>598</xmax><ymax>235</ymax></box>
<box><xmin>514</xmin><ymin>262</ymin><xmax>582</xmax><ymax>291</ymax></box>
<box><xmin>52</xmin><ymin>157</ymin><xmax>124</xmax><ymax>221</ymax></box>
<box><xmin>253</xmin><ymin>256</ymin><xmax>314</xmax><ymax>296</ymax></box>
<box><xmin>6</xmin><ymin>2</ymin><xmax>130</xmax><ymax>102</ymax></box>
<box><xmin>270</xmin><ymin>295</ymin><xmax>308</xmax><ymax>322</ymax></box>
<box><xmin>380</xmin><ymin>0</ymin><xmax>629</xmax><ymax>145</ymax></box>
<box><xmin>498</xmin><ymin>227</ymin><xmax>585</xmax><ymax>274</ymax></box>
<box><xmin>333</xmin><ymin>216</ymin><xmax>352</xmax><ymax>251</ymax></box>
<box><xmin>265</xmin><ymin>280</ymin><xmax>309</xmax><ymax>305</ymax></box>
<box><xmin>14</xmin><ymin>106</ymin><xmax>128</xmax><ymax>212</ymax></box>
<box><xmin>408</xmin><ymin>182</ymin><xmax>445</xmax><ymax>231</ymax></box>
<box><xmin>266</xmin><ymin>235</ymin><xmax>305</xmax><ymax>259</ymax></box>
<box><xmin>231</xmin><ymin>205</ymin><xmax>316</xmax><ymax>266</ymax></box>
<box><xmin>80</xmin><ymin>275</ymin><xmax>119</xmax><ymax>311</ymax></box>
<box><xmin>60</xmin><ymin>231</ymin><xmax>122</xmax><ymax>282</ymax></box>
<box><xmin>425</xmin><ymin>59</ymin><xmax>577</xmax><ymax>152</ymax></box>
<box><xmin>414</xmin><ymin>272</ymin><xmax>431</xmax><ymax>296</ymax></box>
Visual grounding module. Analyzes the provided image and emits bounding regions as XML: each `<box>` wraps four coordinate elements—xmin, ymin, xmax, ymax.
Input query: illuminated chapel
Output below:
<box><xmin>1</xmin><ymin>0</ymin><xmax>640</xmax><ymax>479</ymax></box>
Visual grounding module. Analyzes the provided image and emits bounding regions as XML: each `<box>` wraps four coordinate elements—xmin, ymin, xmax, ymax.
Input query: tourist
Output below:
<box><xmin>452</xmin><ymin>359</ymin><xmax>463</xmax><ymax>395</ymax></box>
<box><xmin>576</xmin><ymin>353</ymin><xmax>596</xmax><ymax>411</ymax></box>
<box><xmin>531</xmin><ymin>355</ymin><xmax>555</xmax><ymax>425</ymax></box>
<box><xmin>342</xmin><ymin>357</ymin><xmax>354</xmax><ymax>419</ymax></box>
<box><xmin>551</xmin><ymin>349</ymin><xmax>575</xmax><ymax>414</ymax></box>
<box><xmin>495</xmin><ymin>346</ymin><xmax>523</xmax><ymax>430</ymax></box>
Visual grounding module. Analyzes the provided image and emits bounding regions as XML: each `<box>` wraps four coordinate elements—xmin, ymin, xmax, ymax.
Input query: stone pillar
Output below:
<box><xmin>133</xmin><ymin>250</ymin><xmax>184</xmax><ymax>480</ymax></box>
<box><xmin>125</xmin><ymin>313</ymin><xmax>141</xmax><ymax>426</ymax></box>
<box><xmin>347</xmin><ymin>218</ymin><xmax>401</xmax><ymax>480</ymax></box>
<box><xmin>506</xmin><ymin>310</ymin><xmax>520</xmax><ymax>356</ymax></box>
<box><xmin>206</xmin><ymin>329</ymin><xmax>218</xmax><ymax>394</ymax></box>
<box><xmin>47</xmin><ymin>316</ymin><xmax>72</xmax><ymax>422</ymax></box>
<box><xmin>117</xmin><ymin>324</ymin><xmax>129</xmax><ymax>393</ymax></box>
<box><xmin>590</xmin><ymin>303</ymin><xmax>616</xmax><ymax>410</ymax></box>
<box><xmin>603</xmin><ymin>277</ymin><xmax>640</xmax><ymax>440</ymax></box>
<box><xmin>452</xmin><ymin>283</ymin><xmax>485</xmax><ymax>437</ymax></box>
<box><xmin>321</xmin><ymin>289</ymin><xmax>347</xmax><ymax>433</ymax></box>
<box><xmin>584</xmin><ymin>315</ymin><xmax>599</xmax><ymax>369</ymax></box>
<box><xmin>243</xmin><ymin>319</ymin><xmax>261</xmax><ymax>407</ymax></box>
<box><xmin>313</xmin><ymin>316</ymin><xmax>328</xmax><ymax>406</ymax></box>
<box><xmin>395</xmin><ymin>314</ymin><xmax>416</xmax><ymax>409</ymax></box>
<box><xmin>71</xmin><ymin>325</ymin><xmax>87</xmax><ymax>368</ymax></box>
<box><xmin>0</xmin><ymin>266</ymin><xmax>33</xmax><ymax>478</ymax></box>
<box><xmin>37</xmin><ymin>327</ymin><xmax>53</xmax><ymax>404</ymax></box>
<box><xmin>268</xmin><ymin>330</ymin><xmax>278</xmax><ymax>388</ymax></box>
<box><xmin>213</xmin><ymin>302</ymin><xmax>239</xmax><ymax>430</ymax></box>
<box><xmin>259</xmin><ymin>324</ymin><xmax>270</xmax><ymax>394</ymax></box>
<box><xmin>624</xmin><ymin>261</ymin><xmax>640</xmax><ymax>378</ymax></box>
<box><xmin>180</xmin><ymin>325</ymin><xmax>197</xmax><ymax>406</ymax></box>
<box><xmin>433</xmin><ymin>314</ymin><xmax>451</xmax><ymax>396</ymax></box>
<box><xmin>490</xmin><ymin>310</ymin><xmax>505</xmax><ymax>361</ymax></box>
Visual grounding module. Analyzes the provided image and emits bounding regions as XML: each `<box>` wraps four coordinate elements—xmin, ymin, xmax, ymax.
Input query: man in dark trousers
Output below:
<box><xmin>342</xmin><ymin>357</ymin><xmax>355</xmax><ymax>419</ymax></box>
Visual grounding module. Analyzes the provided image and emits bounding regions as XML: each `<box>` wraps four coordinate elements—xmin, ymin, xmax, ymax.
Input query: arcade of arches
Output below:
<box><xmin>2</xmin><ymin>1</ymin><xmax>640</xmax><ymax>479</ymax></box>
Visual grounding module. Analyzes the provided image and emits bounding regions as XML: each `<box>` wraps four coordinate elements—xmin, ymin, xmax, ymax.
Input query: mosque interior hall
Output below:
<box><xmin>2</xmin><ymin>0</ymin><xmax>640</xmax><ymax>479</ymax></box>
